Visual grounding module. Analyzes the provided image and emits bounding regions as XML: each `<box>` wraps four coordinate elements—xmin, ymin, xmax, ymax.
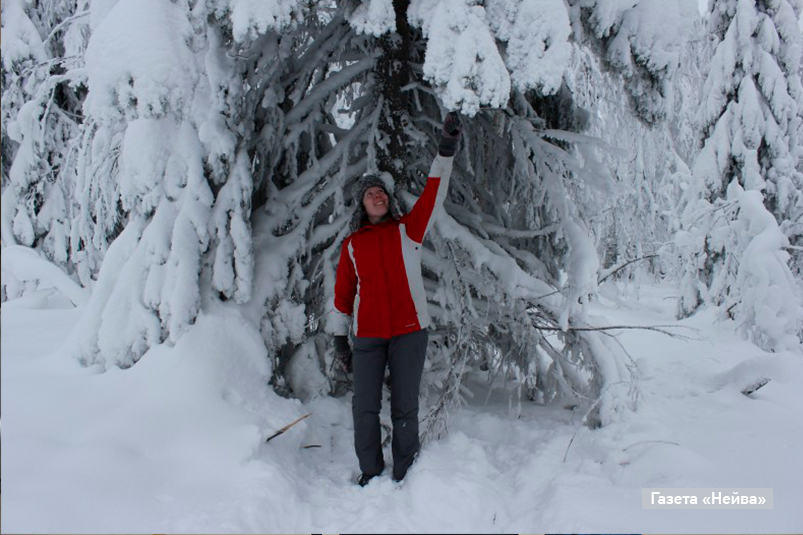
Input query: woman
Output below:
<box><xmin>331</xmin><ymin>112</ymin><xmax>462</xmax><ymax>486</ymax></box>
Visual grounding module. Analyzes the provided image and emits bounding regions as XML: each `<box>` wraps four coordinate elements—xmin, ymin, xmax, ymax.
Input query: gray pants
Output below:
<box><xmin>351</xmin><ymin>329</ymin><xmax>428</xmax><ymax>481</ymax></box>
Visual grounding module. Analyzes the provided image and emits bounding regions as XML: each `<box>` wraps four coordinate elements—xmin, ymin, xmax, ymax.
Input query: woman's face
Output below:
<box><xmin>363</xmin><ymin>186</ymin><xmax>389</xmax><ymax>222</ymax></box>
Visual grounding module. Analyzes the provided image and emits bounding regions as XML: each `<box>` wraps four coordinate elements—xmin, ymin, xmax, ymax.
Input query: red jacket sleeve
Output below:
<box><xmin>403</xmin><ymin>154</ymin><xmax>454</xmax><ymax>243</ymax></box>
<box><xmin>332</xmin><ymin>236</ymin><xmax>357</xmax><ymax>335</ymax></box>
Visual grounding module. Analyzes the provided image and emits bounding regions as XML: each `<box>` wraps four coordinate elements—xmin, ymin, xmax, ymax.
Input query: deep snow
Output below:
<box><xmin>1</xmin><ymin>282</ymin><xmax>802</xmax><ymax>533</ymax></box>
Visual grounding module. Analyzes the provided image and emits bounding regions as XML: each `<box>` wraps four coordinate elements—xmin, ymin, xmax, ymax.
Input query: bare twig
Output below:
<box><xmin>623</xmin><ymin>439</ymin><xmax>681</xmax><ymax>451</ymax></box>
<box><xmin>529</xmin><ymin>287</ymin><xmax>568</xmax><ymax>301</ymax></box>
<box><xmin>563</xmin><ymin>431</ymin><xmax>578</xmax><ymax>462</ymax></box>
<box><xmin>598</xmin><ymin>254</ymin><xmax>659</xmax><ymax>284</ymax></box>
<box><xmin>43</xmin><ymin>11</ymin><xmax>90</xmax><ymax>46</ymax></box>
<box><xmin>536</xmin><ymin>324</ymin><xmax>700</xmax><ymax>341</ymax></box>
<box><xmin>265</xmin><ymin>413</ymin><xmax>312</xmax><ymax>443</ymax></box>
<box><xmin>741</xmin><ymin>378</ymin><xmax>770</xmax><ymax>397</ymax></box>
<box><xmin>19</xmin><ymin>55</ymin><xmax>82</xmax><ymax>78</ymax></box>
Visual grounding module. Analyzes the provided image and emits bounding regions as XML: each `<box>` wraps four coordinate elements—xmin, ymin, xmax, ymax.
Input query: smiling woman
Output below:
<box><xmin>331</xmin><ymin>112</ymin><xmax>462</xmax><ymax>486</ymax></box>
<box><xmin>362</xmin><ymin>185</ymin><xmax>391</xmax><ymax>224</ymax></box>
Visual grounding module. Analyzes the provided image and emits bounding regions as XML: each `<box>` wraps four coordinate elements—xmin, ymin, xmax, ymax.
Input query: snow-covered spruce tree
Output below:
<box><xmin>677</xmin><ymin>0</ymin><xmax>803</xmax><ymax>352</ymax></box>
<box><xmin>566</xmin><ymin>0</ymin><xmax>697</xmax><ymax>125</ymax></box>
<box><xmin>281</xmin><ymin>0</ymin><xmax>643</xmax><ymax>430</ymax></box>
<box><xmin>563</xmin><ymin>2</ymin><xmax>702</xmax><ymax>288</ymax></box>
<box><xmin>55</xmin><ymin>0</ymin><xmax>659</xmax><ymax>429</ymax></box>
<box><xmin>64</xmin><ymin>0</ymin><xmax>262</xmax><ymax>366</ymax></box>
<box><xmin>1</xmin><ymin>0</ymin><xmax>89</xmax><ymax>279</ymax></box>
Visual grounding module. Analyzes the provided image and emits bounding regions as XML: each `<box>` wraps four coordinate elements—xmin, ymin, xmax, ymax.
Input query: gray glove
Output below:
<box><xmin>438</xmin><ymin>111</ymin><xmax>463</xmax><ymax>157</ymax></box>
<box><xmin>333</xmin><ymin>335</ymin><xmax>353</xmax><ymax>379</ymax></box>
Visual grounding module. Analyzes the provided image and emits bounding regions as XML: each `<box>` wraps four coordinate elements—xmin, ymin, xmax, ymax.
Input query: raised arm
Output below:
<box><xmin>403</xmin><ymin>112</ymin><xmax>462</xmax><ymax>243</ymax></box>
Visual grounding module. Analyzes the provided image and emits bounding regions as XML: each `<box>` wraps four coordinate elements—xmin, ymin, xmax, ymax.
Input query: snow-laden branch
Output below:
<box><xmin>1</xmin><ymin>245</ymin><xmax>89</xmax><ymax>306</ymax></box>
<box><xmin>284</xmin><ymin>56</ymin><xmax>377</xmax><ymax>124</ymax></box>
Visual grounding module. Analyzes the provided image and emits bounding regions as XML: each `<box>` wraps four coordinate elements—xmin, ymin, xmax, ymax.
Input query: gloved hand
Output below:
<box><xmin>333</xmin><ymin>335</ymin><xmax>353</xmax><ymax>380</ymax></box>
<box><xmin>438</xmin><ymin>111</ymin><xmax>462</xmax><ymax>157</ymax></box>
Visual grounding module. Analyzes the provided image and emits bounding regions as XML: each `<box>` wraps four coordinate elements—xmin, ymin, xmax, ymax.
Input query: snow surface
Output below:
<box><xmin>2</xmin><ymin>282</ymin><xmax>802</xmax><ymax>533</ymax></box>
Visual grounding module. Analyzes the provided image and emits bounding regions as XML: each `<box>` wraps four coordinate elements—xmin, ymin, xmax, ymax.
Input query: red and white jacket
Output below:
<box><xmin>332</xmin><ymin>155</ymin><xmax>453</xmax><ymax>339</ymax></box>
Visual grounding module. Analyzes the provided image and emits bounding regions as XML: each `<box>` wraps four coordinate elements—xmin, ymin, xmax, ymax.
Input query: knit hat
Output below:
<box><xmin>348</xmin><ymin>173</ymin><xmax>404</xmax><ymax>233</ymax></box>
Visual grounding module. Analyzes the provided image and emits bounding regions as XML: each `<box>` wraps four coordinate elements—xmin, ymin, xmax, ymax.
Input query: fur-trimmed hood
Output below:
<box><xmin>347</xmin><ymin>173</ymin><xmax>404</xmax><ymax>234</ymax></box>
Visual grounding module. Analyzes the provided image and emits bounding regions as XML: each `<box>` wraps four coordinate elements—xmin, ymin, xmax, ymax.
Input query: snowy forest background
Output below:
<box><xmin>3</xmin><ymin>0</ymin><xmax>802</xmax><ymax>424</ymax></box>
<box><xmin>2</xmin><ymin>0</ymin><xmax>803</xmax><ymax>531</ymax></box>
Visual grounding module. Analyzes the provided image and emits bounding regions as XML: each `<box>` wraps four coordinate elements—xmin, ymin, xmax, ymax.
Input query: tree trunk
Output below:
<box><xmin>376</xmin><ymin>0</ymin><xmax>412</xmax><ymax>187</ymax></box>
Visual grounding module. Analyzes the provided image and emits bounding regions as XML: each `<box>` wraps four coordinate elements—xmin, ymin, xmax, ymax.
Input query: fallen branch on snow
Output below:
<box><xmin>535</xmin><ymin>323</ymin><xmax>700</xmax><ymax>341</ymax></box>
<box><xmin>265</xmin><ymin>413</ymin><xmax>312</xmax><ymax>443</ymax></box>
